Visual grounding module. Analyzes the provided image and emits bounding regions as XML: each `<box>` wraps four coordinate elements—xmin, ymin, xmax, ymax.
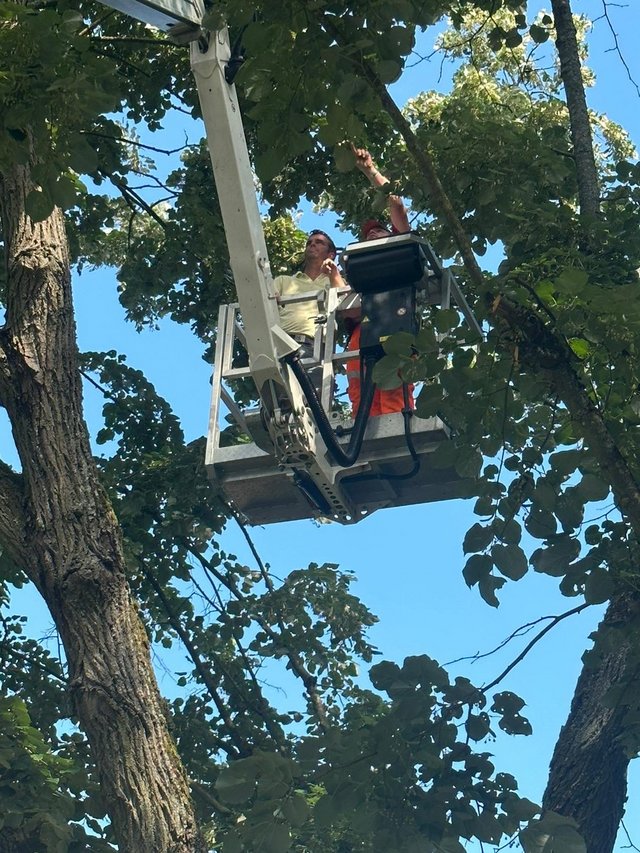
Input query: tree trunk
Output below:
<box><xmin>0</xmin><ymin>160</ymin><xmax>206</xmax><ymax>851</ymax></box>
<box><xmin>551</xmin><ymin>0</ymin><xmax>600</xmax><ymax>217</ymax></box>
<box><xmin>542</xmin><ymin>590</ymin><xmax>639</xmax><ymax>853</ymax></box>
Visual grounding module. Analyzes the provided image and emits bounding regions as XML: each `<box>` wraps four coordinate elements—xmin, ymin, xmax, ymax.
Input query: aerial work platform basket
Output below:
<box><xmin>79</xmin><ymin>13</ymin><xmax>481</xmax><ymax>526</ymax></box>
<box><xmin>205</xmin><ymin>234</ymin><xmax>480</xmax><ymax>525</ymax></box>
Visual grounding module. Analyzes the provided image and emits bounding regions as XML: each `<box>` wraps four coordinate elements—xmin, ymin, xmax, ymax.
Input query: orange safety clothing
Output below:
<box><xmin>345</xmin><ymin>324</ymin><xmax>414</xmax><ymax>417</ymax></box>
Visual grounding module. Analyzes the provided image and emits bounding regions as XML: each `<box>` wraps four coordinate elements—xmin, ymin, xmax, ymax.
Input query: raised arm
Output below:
<box><xmin>352</xmin><ymin>145</ymin><xmax>411</xmax><ymax>234</ymax></box>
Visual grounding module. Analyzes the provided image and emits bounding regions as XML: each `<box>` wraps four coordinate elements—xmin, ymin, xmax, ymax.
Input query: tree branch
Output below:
<box><xmin>83</xmin><ymin>129</ymin><xmax>189</xmax><ymax>157</ymax></box>
<box><xmin>180</xmin><ymin>529</ymin><xmax>331</xmax><ymax>732</ymax></box>
<box><xmin>598</xmin><ymin>1</ymin><xmax>640</xmax><ymax>99</ymax></box>
<box><xmin>551</xmin><ymin>0</ymin><xmax>600</xmax><ymax>217</ymax></box>
<box><xmin>445</xmin><ymin>602</ymin><xmax>587</xmax><ymax>669</ymax></box>
<box><xmin>139</xmin><ymin>563</ymin><xmax>250</xmax><ymax>759</ymax></box>
<box><xmin>481</xmin><ymin>602</ymin><xmax>589</xmax><ymax>693</ymax></box>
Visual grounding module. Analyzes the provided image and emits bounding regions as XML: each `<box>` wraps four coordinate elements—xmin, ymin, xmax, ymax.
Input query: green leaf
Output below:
<box><xmin>455</xmin><ymin>446</ymin><xmax>483</xmax><ymax>478</ymax></box>
<box><xmin>281</xmin><ymin>793</ymin><xmax>310</xmax><ymax>827</ymax></box>
<box><xmin>463</xmin><ymin>554</ymin><xmax>493</xmax><ymax>587</ymax></box>
<box><xmin>504</xmin><ymin>28</ymin><xmax>523</xmax><ymax>48</ymax></box>
<box><xmin>554</xmin><ymin>268</ymin><xmax>588</xmax><ymax>295</ymax></box>
<box><xmin>383</xmin><ymin>331</ymin><xmax>415</xmax><ymax>357</ymax></box>
<box><xmin>261</xmin><ymin>822</ymin><xmax>291</xmax><ymax>853</ymax></box>
<box><xmin>415</xmin><ymin>383</ymin><xmax>444</xmax><ymax>417</ymax></box>
<box><xmin>426</xmin><ymin>440</ymin><xmax>458</xmax><ymax>470</ymax></box>
<box><xmin>50</xmin><ymin>175</ymin><xmax>78</xmax><ymax>210</ymax></box>
<box><xmin>529</xmin><ymin>24</ymin><xmax>550</xmax><ymax>44</ymax></box>
<box><xmin>555</xmin><ymin>491</ymin><xmax>584</xmax><ymax>532</ymax></box>
<box><xmin>222</xmin><ymin>835</ymin><xmax>243</xmax><ymax>853</ymax></box>
<box><xmin>463</xmin><ymin>523</ymin><xmax>494</xmax><ymax>554</ymax></box>
<box><xmin>433</xmin><ymin>308</ymin><xmax>460</xmax><ymax>332</ymax></box>
<box><xmin>534</xmin><ymin>279</ymin><xmax>556</xmax><ymax>304</ymax></box>
<box><xmin>584</xmin><ymin>568</ymin><xmax>614</xmax><ymax>604</ymax></box>
<box><xmin>526</xmin><ymin>507</ymin><xmax>557</xmax><ymax>539</ymax></box>
<box><xmin>520</xmin><ymin>812</ymin><xmax>586</xmax><ymax>853</ymax></box>
<box><xmin>333</xmin><ymin>144</ymin><xmax>355</xmax><ymax>173</ymax></box>
<box><xmin>337</xmin><ymin>75</ymin><xmax>368</xmax><ymax>105</ymax></box>
<box><xmin>25</xmin><ymin>189</ymin><xmax>54</xmax><ymax>223</ymax></box>
<box><xmin>61</xmin><ymin>10</ymin><xmax>83</xmax><ymax>31</ymax></box>
<box><xmin>215</xmin><ymin>777</ymin><xmax>255</xmax><ymax>804</ymax></box>
<box><xmin>372</xmin><ymin>354</ymin><xmax>402</xmax><ymax>390</ymax></box>
<box><xmin>498</xmin><ymin>518</ymin><xmax>522</xmax><ymax>545</ymax></box>
<box><xmin>567</xmin><ymin>338</ymin><xmax>591</xmax><ymax>359</ymax></box>
<box><xmin>531</xmin><ymin>536</ymin><xmax>581</xmax><ymax>577</ymax></box>
<box><xmin>377</xmin><ymin>60</ymin><xmax>402</xmax><ymax>84</ymax></box>
<box><xmin>255</xmin><ymin>149</ymin><xmax>284</xmax><ymax>182</ymax></box>
<box><xmin>499</xmin><ymin>713</ymin><xmax>533</xmax><ymax>735</ymax></box>
<box><xmin>313</xmin><ymin>793</ymin><xmax>339</xmax><ymax>829</ymax></box>
<box><xmin>492</xmin><ymin>691</ymin><xmax>525</xmax><ymax>715</ymax></box>
<box><xmin>389</xmin><ymin>24</ymin><xmax>415</xmax><ymax>55</ymax></box>
<box><xmin>479</xmin><ymin>574</ymin><xmax>506</xmax><ymax>608</ymax></box>
<box><xmin>369</xmin><ymin>660</ymin><xmax>401</xmax><ymax>691</ymax></box>
<box><xmin>68</xmin><ymin>137</ymin><xmax>99</xmax><ymax>173</ymax></box>
<box><xmin>504</xmin><ymin>795</ymin><xmax>540</xmax><ymax>822</ymax></box>
<box><xmin>465</xmin><ymin>712</ymin><xmax>491</xmax><ymax>741</ymax></box>
<box><xmin>577</xmin><ymin>473</ymin><xmax>609</xmax><ymax>502</ymax></box>
<box><xmin>491</xmin><ymin>544</ymin><xmax>528</xmax><ymax>580</ymax></box>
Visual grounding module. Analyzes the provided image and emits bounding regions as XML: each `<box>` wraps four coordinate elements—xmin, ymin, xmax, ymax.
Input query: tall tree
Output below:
<box><xmin>0</xmin><ymin>101</ymin><xmax>205</xmax><ymax>853</ymax></box>
<box><xmin>0</xmin><ymin>4</ymin><xmax>207</xmax><ymax>850</ymax></box>
<box><xmin>3</xmin><ymin>1</ymin><xmax>640</xmax><ymax>851</ymax></box>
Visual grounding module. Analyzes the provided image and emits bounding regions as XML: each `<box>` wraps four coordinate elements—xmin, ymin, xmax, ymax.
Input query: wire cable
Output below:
<box><xmin>342</xmin><ymin>381</ymin><xmax>420</xmax><ymax>484</ymax></box>
<box><xmin>285</xmin><ymin>350</ymin><xmax>377</xmax><ymax>467</ymax></box>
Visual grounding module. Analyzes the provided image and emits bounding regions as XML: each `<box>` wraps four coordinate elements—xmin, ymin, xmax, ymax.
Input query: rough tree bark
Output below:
<box><xmin>0</xmin><ymin>157</ymin><xmax>206</xmax><ymax>851</ymax></box>
<box><xmin>551</xmin><ymin>0</ymin><xmax>600</xmax><ymax>217</ymax></box>
<box><xmin>542</xmin><ymin>592</ymin><xmax>639</xmax><ymax>853</ymax></box>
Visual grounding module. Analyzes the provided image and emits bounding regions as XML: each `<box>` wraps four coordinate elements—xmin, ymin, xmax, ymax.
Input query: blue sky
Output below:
<box><xmin>12</xmin><ymin>1</ymin><xmax>640</xmax><ymax>849</ymax></box>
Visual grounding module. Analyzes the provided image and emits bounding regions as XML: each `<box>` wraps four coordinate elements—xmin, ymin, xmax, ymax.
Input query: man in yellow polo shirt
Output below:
<box><xmin>273</xmin><ymin>229</ymin><xmax>344</xmax><ymax>399</ymax></box>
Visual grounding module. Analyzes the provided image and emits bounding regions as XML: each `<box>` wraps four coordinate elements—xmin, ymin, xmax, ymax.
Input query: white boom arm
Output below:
<box><xmin>190</xmin><ymin>31</ymin><xmax>300</xmax><ymax>391</ymax></box>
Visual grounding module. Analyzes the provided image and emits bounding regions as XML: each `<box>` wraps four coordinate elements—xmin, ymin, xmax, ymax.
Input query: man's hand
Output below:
<box><xmin>351</xmin><ymin>143</ymin><xmax>389</xmax><ymax>188</ymax></box>
<box><xmin>352</xmin><ymin>144</ymin><xmax>374</xmax><ymax>174</ymax></box>
<box><xmin>321</xmin><ymin>258</ymin><xmax>345</xmax><ymax>287</ymax></box>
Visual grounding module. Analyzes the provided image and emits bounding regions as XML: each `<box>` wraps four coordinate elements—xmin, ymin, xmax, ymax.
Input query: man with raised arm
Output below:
<box><xmin>345</xmin><ymin>147</ymin><xmax>414</xmax><ymax>417</ymax></box>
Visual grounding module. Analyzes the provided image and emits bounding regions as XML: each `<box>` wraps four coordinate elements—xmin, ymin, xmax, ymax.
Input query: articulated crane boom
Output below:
<box><xmin>191</xmin><ymin>31</ymin><xmax>370</xmax><ymax>520</ymax></box>
<box><xmin>88</xmin><ymin>3</ymin><xmax>480</xmax><ymax>524</ymax></box>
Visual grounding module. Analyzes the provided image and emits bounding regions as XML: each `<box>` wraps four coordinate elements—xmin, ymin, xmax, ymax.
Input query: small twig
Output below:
<box><xmin>179</xmin><ymin>519</ymin><xmax>331</xmax><ymax>731</ymax></box>
<box><xmin>80</xmin><ymin>369</ymin><xmax>118</xmax><ymax>402</ymax></box>
<box><xmin>620</xmin><ymin>818</ymin><xmax>640</xmax><ymax>851</ymax></box>
<box><xmin>0</xmin><ymin>644</ymin><xmax>66</xmax><ymax>683</ymax></box>
<box><xmin>599</xmin><ymin>1</ymin><xmax>640</xmax><ymax>98</ymax></box>
<box><xmin>79</xmin><ymin>9</ymin><xmax>116</xmax><ymax>37</ymax></box>
<box><xmin>482</xmin><ymin>602</ymin><xmax>590</xmax><ymax>692</ymax></box>
<box><xmin>91</xmin><ymin>36</ymin><xmax>180</xmax><ymax>47</ymax></box>
<box><xmin>140</xmin><ymin>563</ymin><xmax>250</xmax><ymax>758</ymax></box>
<box><xmin>102</xmin><ymin>170</ymin><xmax>170</xmax><ymax>230</ymax></box>
<box><xmin>191</xmin><ymin>780</ymin><xmax>233</xmax><ymax>815</ymax></box>
<box><xmin>83</xmin><ymin>129</ymin><xmax>189</xmax><ymax>157</ymax></box>
<box><xmin>446</xmin><ymin>611</ymin><xmax>572</xmax><ymax>668</ymax></box>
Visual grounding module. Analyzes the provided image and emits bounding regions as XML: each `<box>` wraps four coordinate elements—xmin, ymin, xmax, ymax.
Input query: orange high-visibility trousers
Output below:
<box><xmin>345</xmin><ymin>324</ymin><xmax>414</xmax><ymax>417</ymax></box>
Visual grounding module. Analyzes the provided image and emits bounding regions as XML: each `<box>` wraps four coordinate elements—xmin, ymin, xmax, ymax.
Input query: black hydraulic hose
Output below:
<box><xmin>342</xmin><ymin>382</ymin><xmax>420</xmax><ymax>484</ymax></box>
<box><xmin>285</xmin><ymin>351</ymin><xmax>377</xmax><ymax>468</ymax></box>
<box><xmin>224</xmin><ymin>25</ymin><xmax>248</xmax><ymax>83</ymax></box>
